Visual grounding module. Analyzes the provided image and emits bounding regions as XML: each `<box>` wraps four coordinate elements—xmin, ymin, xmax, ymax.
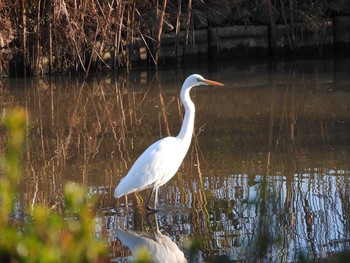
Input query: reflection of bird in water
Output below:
<box><xmin>114</xmin><ymin>74</ymin><xmax>224</xmax><ymax>211</ymax></box>
<box><xmin>116</xmin><ymin>215</ymin><xmax>188</xmax><ymax>263</ymax></box>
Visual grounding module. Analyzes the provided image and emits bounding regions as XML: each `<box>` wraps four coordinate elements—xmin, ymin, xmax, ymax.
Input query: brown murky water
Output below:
<box><xmin>1</xmin><ymin>57</ymin><xmax>350</xmax><ymax>262</ymax></box>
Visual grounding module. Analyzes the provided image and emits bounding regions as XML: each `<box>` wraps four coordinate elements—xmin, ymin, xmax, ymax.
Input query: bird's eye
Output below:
<box><xmin>196</xmin><ymin>78</ymin><xmax>202</xmax><ymax>82</ymax></box>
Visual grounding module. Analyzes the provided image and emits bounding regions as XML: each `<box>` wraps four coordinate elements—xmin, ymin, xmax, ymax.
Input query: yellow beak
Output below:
<box><xmin>203</xmin><ymin>78</ymin><xmax>224</xmax><ymax>87</ymax></box>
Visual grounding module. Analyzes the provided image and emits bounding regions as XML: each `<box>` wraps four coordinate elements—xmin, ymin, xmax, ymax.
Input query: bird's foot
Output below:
<box><xmin>145</xmin><ymin>205</ymin><xmax>159</xmax><ymax>213</ymax></box>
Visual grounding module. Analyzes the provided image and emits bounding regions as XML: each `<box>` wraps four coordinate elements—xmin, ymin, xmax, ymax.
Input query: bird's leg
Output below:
<box><xmin>145</xmin><ymin>187</ymin><xmax>156</xmax><ymax>211</ymax></box>
<box><xmin>154</xmin><ymin>186</ymin><xmax>159</xmax><ymax>210</ymax></box>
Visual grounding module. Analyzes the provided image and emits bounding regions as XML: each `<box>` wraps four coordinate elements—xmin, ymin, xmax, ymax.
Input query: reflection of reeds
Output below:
<box><xmin>155</xmin><ymin>73</ymin><xmax>171</xmax><ymax>136</ymax></box>
<box><xmin>3</xmin><ymin>74</ymin><xmax>157</xmax><ymax>209</ymax></box>
<box><xmin>1</xmin><ymin>68</ymin><xmax>350</xmax><ymax>261</ymax></box>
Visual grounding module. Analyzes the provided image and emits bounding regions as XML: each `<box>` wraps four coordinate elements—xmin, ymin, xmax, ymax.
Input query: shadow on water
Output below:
<box><xmin>0</xmin><ymin>56</ymin><xmax>350</xmax><ymax>262</ymax></box>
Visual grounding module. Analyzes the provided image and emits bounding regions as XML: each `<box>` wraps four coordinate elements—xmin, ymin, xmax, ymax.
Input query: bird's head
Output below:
<box><xmin>184</xmin><ymin>74</ymin><xmax>224</xmax><ymax>89</ymax></box>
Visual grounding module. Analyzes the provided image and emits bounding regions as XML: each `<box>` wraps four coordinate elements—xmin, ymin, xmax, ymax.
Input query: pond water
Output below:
<box><xmin>1</xmin><ymin>56</ymin><xmax>350</xmax><ymax>262</ymax></box>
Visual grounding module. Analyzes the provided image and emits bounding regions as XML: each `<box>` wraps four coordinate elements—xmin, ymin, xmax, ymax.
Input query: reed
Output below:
<box><xmin>0</xmin><ymin>0</ymin><xmax>332</xmax><ymax>76</ymax></box>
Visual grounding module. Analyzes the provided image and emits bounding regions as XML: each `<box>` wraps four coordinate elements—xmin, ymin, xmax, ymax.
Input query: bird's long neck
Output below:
<box><xmin>177</xmin><ymin>86</ymin><xmax>195</xmax><ymax>144</ymax></box>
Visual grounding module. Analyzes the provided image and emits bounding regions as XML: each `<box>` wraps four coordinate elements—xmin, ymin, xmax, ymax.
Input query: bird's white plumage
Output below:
<box><xmin>114</xmin><ymin>74</ymin><xmax>224</xmax><ymax>210</ymax></box>
<box><xmin>114</xmin><ymin>137</ymin><xmax>187</xmax><ymax>198</ymax></box>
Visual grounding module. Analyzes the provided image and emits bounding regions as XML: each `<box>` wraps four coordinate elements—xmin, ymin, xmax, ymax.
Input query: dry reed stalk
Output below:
<box><xmin>85</xmin><ymin>22</ymin><xmax>99</xmax><ymax>79</ymax></box>
<box><xmin>183</xmin><ymin>0</ymin><xmax>192</xmax><ymax>62</ymax></box>
<box><xmin>47</xmin><ymin>0</ymin><xmax>53</xmax><ymax>74</ymax></box>
<box><xmin>175</xmin><ymin>0</ymin><xmax>182</xmax><ymax>60</ymax></box>
<box><xmin>267</xmin><ymin>0</ymin><xmax>276</xmax><ymax>53</ymax></box>
<box><xmin>154</xmin><ymin>0</ymin><xmax>168</xmax><ymax>66</ymax></box>
<box><xmin>95</xmin><ymin>0</ymin><xmax>113</xmax><ymax>69</ymax></box>
<box><xmin>114</xmin><ymin>1</ymin><xmax>126</xmax><ymax>68</ymax></box>
<box><xmin>137</xmin><ymin>28</ymin><xmax>156</xmax><ymax>65</ymax></box>
<box><xmin>280</xmin><ymin>0</ymin><xmax>293</xmax><ymax>49</ymax></box>
<box><xmin>21</xmin><ymin>0</ymin><xmax>27</xmax><ymax>76</ymax></box>
<box><xmin>33</xmin><ymin>0</ymin><xmax>42</xmax><ymax>75</ymax></box>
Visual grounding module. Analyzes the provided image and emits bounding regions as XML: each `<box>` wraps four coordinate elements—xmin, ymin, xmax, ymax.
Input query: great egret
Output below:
<box><xmin>114</xmin><ymin>74</ymin><xmax>224</xmax><ymax>211</ymax></box>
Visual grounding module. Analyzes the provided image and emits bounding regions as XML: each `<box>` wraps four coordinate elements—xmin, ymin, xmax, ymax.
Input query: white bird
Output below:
<box><xmin>114</xmin><ymin>74</ymin><xmax>224</xmax><ymax>211</ymax></box>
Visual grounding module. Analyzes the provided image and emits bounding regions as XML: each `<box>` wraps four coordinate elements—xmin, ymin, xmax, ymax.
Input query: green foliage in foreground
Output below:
<box><xmin>0</xmin><ymin>108</ymin><xmax>107</xmax><ymax>263</ymax></box>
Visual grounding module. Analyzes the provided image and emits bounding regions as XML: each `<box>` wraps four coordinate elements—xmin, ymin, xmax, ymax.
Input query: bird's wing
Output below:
<box><xmin>114</xmin><ymin>137</ymin><xmax>183</xmax><ymax>197</ymax></box>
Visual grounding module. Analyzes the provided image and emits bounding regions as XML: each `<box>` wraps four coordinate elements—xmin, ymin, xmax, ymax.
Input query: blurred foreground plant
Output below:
<box><xmin>0</xmin><ymin>108</ymin><xmax>107</xmax><ymax>262</ymax></box>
